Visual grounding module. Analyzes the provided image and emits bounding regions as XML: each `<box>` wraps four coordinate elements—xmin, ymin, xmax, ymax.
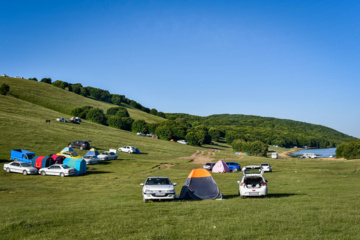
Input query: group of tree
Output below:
<box><xmin>335</xmin><ymin>139</ymin><xmax>360</xmax><ymax>160</ymax></box>
<box><xmin>26</xmin><ymin>77</ymin><xmax>165</xmax><ymax>117</ymax></box>
<box><xmin>166</xmin><ymin>113</ymin><xmax>356</xmax><ymax>148</ymax></box>
<box><xmin>231</xmin><ymin>139</ymin><xmax>268</xmax><ymax>157</ymax></box>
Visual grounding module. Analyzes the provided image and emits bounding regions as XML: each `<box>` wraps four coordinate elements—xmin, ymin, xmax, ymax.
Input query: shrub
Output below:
<box><xmin>28</xmin><ymin>77</ymin><xmax>38</xmax><ymax>81</ymax></box>
<box><xmin>0</xmin><ymin>84</ymin><xmax>10</xmax><ymax>95</ymax></box>
<box><xmin>52</xmin><ymin>80</ymin><xmax>69</xmax><ymax>89</ymax></box>
<box><xmin>336</xmin><ymin>139</ymin><xmax>360</xmax><ymax>160</ymax></box>
<box><xmin>209</xmin><ymin>128</ymin><xmax>221</xmax><ymax>142</ymax></box>
<box><xmin>108</xmin><ymin>116</ymin><xmax>134</xmax><ymax>131</ymax></box>
<box><xmin>71</xmin><ymin>106</ymin><xmax>93</xmax><ymax>119</ymax></box>
<box><xmin>86</xmin><ymin>108</ymin><xmax>107</xmax><ymax>125</ymax></box>
<box><xmin>107</xmin><ymin>107</ymin><xmax>123</xmax><ymax>115</ymax></box>
<box><xmin>132</xmin><ymin>120</ymin><xmax>148</xmax><ymax>133</ymax></box>
<box><xmin>115</xmin><ymin>108</ymin><xmax>130</xmax><ymax>118</ymax></box>
<box><xmin>155</xmin><ymin>126</ymin><xmax>173</xmax><ymax>140</ymax></box>
<box><xmin>232</xmin><ymin>139</ymin><xmax>268</xmax><ymax>157</ymax></box>
<box><xmin>40</xmin><ymin>78</ymin><xmax>52</xmax><ymax>84</ymax></box>
<box><xmin>185</xmin><ymin>132</ymin><xmax>204</xmax><ymax>146</ymax></box>
<box><xmin>150</xmin><ymin>108</ymin><xmax>158</xmax><ymax>115</ymax></box>
<box><xmin>147</xmin><ymin>123</ymin><xmax>159</xmax><ymax>134</ymax></box>
<box><xmin>70</xmin><ymin>84</ymin><xmax>83</xmax><ymax>94</ymax></box>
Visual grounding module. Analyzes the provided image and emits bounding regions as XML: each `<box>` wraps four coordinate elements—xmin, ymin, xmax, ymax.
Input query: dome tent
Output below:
<box><xmin>212</xmin><ymin>160</ymin><xmax>230</xmax><ymax>173</ymax></box>
<box><xmin>85</xmin><ymin>148</ymin><xmax>100</xmax><ymax>157</ymax></box>
<box><xmin>180</xmin><ymin>169</ymin><xmax>223</xmax><ymax>200</ymax></box>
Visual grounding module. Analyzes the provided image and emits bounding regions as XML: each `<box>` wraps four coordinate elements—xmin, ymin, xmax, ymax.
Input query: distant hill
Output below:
<box><xmin>166</xmin><ymin>113</ymin><xmax>356</xmax><ymax>148</ymax></box>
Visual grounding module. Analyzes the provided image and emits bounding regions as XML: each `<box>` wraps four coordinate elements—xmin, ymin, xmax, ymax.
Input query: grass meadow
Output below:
<box><xmin>1</xmin><ymin>78</ymin><xmax>360</xmax><ymax>239</ymax></box>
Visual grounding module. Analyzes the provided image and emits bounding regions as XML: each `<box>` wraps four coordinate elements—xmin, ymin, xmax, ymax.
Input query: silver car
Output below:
<box><xmin>83</xmin><ymin>155</ymin><xmax>100</xmax><ymax>165</ymax></box>
<box><xmin>39</xmin><ymin>164</ymin><xmax>75</xmax><ymax>177</ymax></box>
<box><xmin>238</xmin><ymin>165</ymin><xmax>268</xmax><ymax>198</ymax></box>
<box><xmin>98</xmin><ymin>151</ymin><xmax>118</xmax><ymax>160</ymax></box>
<box><xmin>118</xmin><ymin>146</ymin><xmax>135</xmax><ymax>153</ymax></box>
<box><xmin>140</xmin><ymin>177</ymin><xmax>177</xmax><ymax>203</ymax></box>
<box><xmin>3</xmin><ymin>162</ymin><xmax>38</xmax><ymax>175</ymax></box>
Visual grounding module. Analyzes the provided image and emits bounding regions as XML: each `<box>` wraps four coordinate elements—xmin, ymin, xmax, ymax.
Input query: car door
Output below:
<box><xmin>12</xmin><ymin>162</ymin><xmax>21</xmax><ymax>173</ymax></box>
<box><xmin>48</xmin><ymin>166</ymin><xmax>57</xmax><ymax>175</ymax></box>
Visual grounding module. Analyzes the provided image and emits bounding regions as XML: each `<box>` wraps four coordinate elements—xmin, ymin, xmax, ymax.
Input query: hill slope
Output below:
<box><xmin>0</xmin><ymin>77</ymin><xmax>165</xmax><ymax>124</ymax></box>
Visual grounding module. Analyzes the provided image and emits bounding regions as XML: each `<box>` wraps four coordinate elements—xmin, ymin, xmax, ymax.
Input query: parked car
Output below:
<box><xmin>3</xmin><ymin>162</ymin><xmax>38</xmax><ymax>175</ymax></box>
<box><xmin>226</xmin><ymin>162</ymin><xmax>241</xmax><ymax>172</ymax></box>
<box><xmin>203</xmin><ymin>163</ymin><xmax>215</xmax><ymax>171</ymax></box>
<box><xmin>118</xmin><ymin>146</ymin><xmax>135</xmax><ymax>153</ymax></box>
<box><xmin>56</xmin><ymin>117</ymin><xmax>68</xmax><ymax>122</ymax></box>
<box><xmin>56</xmin><ymin>151</ymin><xmax>82</xmax><ymax>159</ymax></box>
<box><xmin>39</xmin><ymin>164</ymin><xmax>75</xmax><ymax>177</ymax></box>
<box><xmin>83</xmin><ymin>155</ymin><xmax>100</xmax><ymax>165</ymax></box>
<box><xmin>137</xmin><ymin>132</ymin><xmax>146</xmax><ymax>136</ymax></box>
<box><xmin>98</xmin><ymin>151</ymin><xmax>118</xmax><ymax>160</ymax></box>
<box><xmin>177</xmin><ymin>140</ymin><xmax>188</xmax><ymax>145</ymax></box>
<box><xmin>260</xmin><ymin>163</ymin><xmax>272</xmax><ymax>172</ymax></box>
<box><xmin>140</xmin><ymin>177</ymin><xmax>177</xmax><ymax>203</ymax></box>
<box><xmin>271</xmin><ymin>152</ymin><xmax>278</xmax><ymax>159</ymax></box>
<box><xmin>238</xmin><ymin>165</ymin><xmax>268</xmax><ymax>198</ymax></box>
<box><xmin>68</xmin><ymin>140</ymin><xmax>90</xmax><ymax>150</ymax></box>
<box><xmin>146</xmin><ymin>133</ymin><xmax>155</xmax><ymax>137</ymax></box>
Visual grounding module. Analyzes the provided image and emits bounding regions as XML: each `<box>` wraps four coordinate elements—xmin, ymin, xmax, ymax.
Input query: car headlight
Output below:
<box><xmin>165</xmin><ymin>190</ymin><xmax>175</xmax><ymax>193</ymax></box>
<box><xmin>144</xmin><ymin>190</ymin><xmax>154</xmax><ymax>193</ymax></box>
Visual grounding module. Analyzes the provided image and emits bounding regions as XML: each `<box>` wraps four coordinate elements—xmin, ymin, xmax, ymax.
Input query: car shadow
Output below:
<box><xmin>0</xmin><ymin>159</ymin><xmax>9</xmax><ymax>164</ymax></box>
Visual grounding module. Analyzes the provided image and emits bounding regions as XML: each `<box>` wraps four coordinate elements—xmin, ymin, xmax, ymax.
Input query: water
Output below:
<box><xmin>291</xmin><ymin>147</ymin><xmax>336</xmax><ymax>158</ymax></box>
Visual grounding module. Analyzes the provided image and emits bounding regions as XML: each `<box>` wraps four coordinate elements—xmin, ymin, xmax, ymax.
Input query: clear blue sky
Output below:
<box><xmin>1</xmin><ymin>0</ymin><xmax>359</xmax><ymax>138</ymax></box>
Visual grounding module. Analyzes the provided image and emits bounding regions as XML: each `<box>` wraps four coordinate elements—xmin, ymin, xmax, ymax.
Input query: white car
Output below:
<box><xmin>238</xmin><ymin>165</ymin><xmax>268</xmax><ymax>198</ymax></box>
<box><xmin>39</xmin><ymin>164</ymin><xmax>75</xmax><ymax>177</ymax></box>
<box><xmin>140</xmin><ymin>177</ymin><xmax>177</xmax><ymax>203</ymax></box>
<box><xmin>98</xmin><ymin>151</ymin><xmax>118</xmax><ymax>160</ymax></box>
<box><xmin>137</xmin><ymin>132</ymin><xmax>146</xmax><ymax>136</ymax></box>
<box><xmin>118</xmin><ymin>146</ymin><xmax>135</xmax><ymax>153</ymax></box>
<box><xmin>3</xmin><ymin>162</ymin><xmax>38</xmax><ymax>175</ymax></box>
<box><xmin>56</xmin><ymin>117</ymin><xmax>68</xmax><ymax>122</ymax></box>
<box><xmin>177</xmin><ymin>140</ymin><xmax>188</xmax><ymax>145</ymax></box>
<box><xmin>83</xmin><ymin>155</ymin><xmax>100</xmax><ymax>165</ymax></box>
<box><xmin>260</xmin><ymin>163</ymin><xmax>272</xmax><ymax>172</ymax></box>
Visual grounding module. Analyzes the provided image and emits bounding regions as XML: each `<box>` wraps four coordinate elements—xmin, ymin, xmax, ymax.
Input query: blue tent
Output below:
<box><xmin>63</xmin><ymin>158</ymin><xmax>87</xmax><ymax>175</ymax></box>
<box><xmin>61</xmin><ymin>147</ymin><xmax>78</xmax><ymax>156</ymax></box>
<box><xmin>85</xmin><ymin>148</ymin><xmax>100</xmax><ymax>157</ymax></box>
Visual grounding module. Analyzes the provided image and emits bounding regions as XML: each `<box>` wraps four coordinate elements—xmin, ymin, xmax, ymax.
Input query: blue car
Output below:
<box><xmin>226</xmin><ymin>162</ymin><xmax>241</xmax><ymax>172</ymax></box>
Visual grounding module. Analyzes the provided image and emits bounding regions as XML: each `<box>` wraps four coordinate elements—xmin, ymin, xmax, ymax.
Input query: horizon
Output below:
<box><xmin>1</xmin><ymin>0</ymin><xmax>359</xmax><ymax>138</ymax></box>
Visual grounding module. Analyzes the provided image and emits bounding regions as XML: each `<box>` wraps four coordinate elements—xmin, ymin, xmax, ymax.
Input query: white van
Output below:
<box><xmin>271</xmin><ymin>152</ymin><xmax>278</xmax><ymax>159</ymax></box>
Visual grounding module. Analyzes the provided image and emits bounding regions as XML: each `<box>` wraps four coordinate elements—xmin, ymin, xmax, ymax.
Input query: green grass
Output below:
<box><xmin>0</xmin><ymin>77</ymin><xmax>165</xmax><ymax>124</ymax></box>
<box><xmin>1</xmin><ymin>79</ymin><xmax>360</xmax><ymax>239</ymax></box>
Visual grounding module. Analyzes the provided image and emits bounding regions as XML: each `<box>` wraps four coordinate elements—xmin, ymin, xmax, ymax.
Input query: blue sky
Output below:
<box><xmin>1</xmin><ymin>0</ymin><xmax>359</xmax><ymax>138</ymax></box>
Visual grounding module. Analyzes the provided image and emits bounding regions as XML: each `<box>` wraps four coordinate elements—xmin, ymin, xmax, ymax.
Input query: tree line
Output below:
<box><xmin>27</xmin><ymin>77</ymin><xmax>165</xmax><ymax>118</ymax></box>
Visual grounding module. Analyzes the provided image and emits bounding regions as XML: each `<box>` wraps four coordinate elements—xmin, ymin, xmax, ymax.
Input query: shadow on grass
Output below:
<box><xmin>85</xmin><ymin>171</ymin><xmax>113</xmax><ymax>175</ymax></box>
<box><xmin>0</xmin><ymin>159</ymin><xmax>9</xmax><ymax>164</ymax></box>
<box><xmin>223</xmin><ymin>193</ymin><xmax>301</xmax><ymax>199</ymax></box>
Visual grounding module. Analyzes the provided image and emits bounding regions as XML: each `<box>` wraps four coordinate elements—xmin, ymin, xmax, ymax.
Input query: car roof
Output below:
<box><xmin>146</xmin><ymin>176</ymin><xmax>170</xmax><ymax>179</ymax></box>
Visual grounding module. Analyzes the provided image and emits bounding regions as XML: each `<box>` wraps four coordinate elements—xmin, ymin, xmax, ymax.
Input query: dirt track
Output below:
<box><xmin>178</xmin><ymin>149</ymin><xmax>219</xmax><ymax>164</ymax></box>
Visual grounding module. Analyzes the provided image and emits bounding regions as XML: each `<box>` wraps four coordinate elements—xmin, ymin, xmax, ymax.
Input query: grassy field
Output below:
<box><xmin>1</xmin><ymin>79</ymin><xmax>360</xmax><ymax>239</ymax></box>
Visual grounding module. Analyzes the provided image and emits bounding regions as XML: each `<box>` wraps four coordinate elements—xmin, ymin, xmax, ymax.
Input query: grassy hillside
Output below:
<box><xmin>0</xmin><ymin>77</ymin><xmax>165</xmax><ymax>124</ymax></box>
<box><xmin>1</xmin><ymin>76</ymin><xmax>360</xmax><ymax>239</ymax></box>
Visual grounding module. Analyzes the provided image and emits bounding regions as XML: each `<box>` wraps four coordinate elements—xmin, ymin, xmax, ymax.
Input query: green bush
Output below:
<box><xmin>86</xmin><ymin>108</ymin><xmax>107</xmax><ymax>125</ymax></box>
<box><xmin>155</xmin><ymin>126</ymin><xmax>173</xmax><ymax>140</ymax></box>
<box><xmin>28</xmin><ymin>77</ymin><xmax>38</xmax><ymax>81</ymax></box>
<box><xmin>0</xmin><ymin>84</ymin><xmax>10</xmax><ymax>95</ymax></box>
<box><xmin>71</xmin><ymin>106</ymin><xmax>93</xmax><ymax>119</ymax></box>
<box><xmin>115</xmin><ymin>108</ymin><xmax>130</xmax><ymax>118</ymax></box>
<box><xmin>209</xmin><ymin>128</ymin><xmax>221</xmax><ymax>142</ymax></box>
<box><xmin>52</xmin><ymin>80</ymin><xmax>69</xmax><ymax>89</ymax></box>
<box><xmin>185</xmin><ymin>132</ymin><xmax>204</xmax><ymax>146</ymax></box>
<box><xmin>108</xmin><ymin>116</ymin><xmax>134</xmax><ymax>131</ymax></box>
<box><xmin>132</xmin><ymin>119</ymin><xmax>148</xmax><ymax>133</ymax></box>
<box><xmin>232</xmin><ymin>139</ymin><xmax>268</xmax><ymax>157</ymax></box>
<box><xmin>107</xmin><ymin>107</ymin><xmax>123</xmax><ymax>115</ymax></box>
<box><xmin>41</xmin><ymin>78</ymin><xmax>52</xmax><ymax>84</ymax></box>
<box><xmin>336</xmin><ymin>139</ymin><xmax>360</xmax><ymax>160</ymax></box>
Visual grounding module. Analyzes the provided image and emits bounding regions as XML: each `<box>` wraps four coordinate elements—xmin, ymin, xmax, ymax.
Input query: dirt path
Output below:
<box><xmin>178</xmin><ymin>149</ymin><xmax>219</xmax><ymax>164</ymax></box>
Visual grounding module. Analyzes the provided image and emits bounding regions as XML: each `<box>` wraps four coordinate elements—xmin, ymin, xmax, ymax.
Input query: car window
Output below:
<box><xmin>14</xmin><ymin>163</ymin><xmax>20</xmax><ymax>167</ymax></box>
<box><xmin>20</xmin><ymin>163</ymin><xmax>28</xmax><ymax>167</ymax></box>
<box><xmin>62</xmin><ymin>165</ymin><xmax>70</xmax><ymax>169</ymax></box>
<box><xmin>146</xmin><ymin>178</ymin><xmax>171</xmax><ymax>185</ymax></box>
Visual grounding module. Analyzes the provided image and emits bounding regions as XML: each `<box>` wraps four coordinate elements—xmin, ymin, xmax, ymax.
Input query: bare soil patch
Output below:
<box><xmin>178</xmin><ymin>149</ymin><xmax>219</xmax><ymax>165</ymax></box>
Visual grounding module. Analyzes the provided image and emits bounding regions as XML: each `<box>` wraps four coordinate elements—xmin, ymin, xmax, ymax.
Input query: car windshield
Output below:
<box><xmin>146</xmin><ymin>178</ymin><xmax>171</xmax><ymax>185</ymax></box>
<box><xmin>20</xmin><ymin>163</ymin><xmax>29</xmax><ymax>167</ymax></box>
<box><xmin>261</xmin><ymin>164</ymin><xmax>269</xmax><ymax>167</ymax></box>
<box><xmin>245</xmin><ymin>168</ymin><xmax>261</xmax><ymax>174</ymax></box>
<box><xmin>62</xmin><ymin>165</ymin><xmax>70</xmax><ymax>169</ymax></box>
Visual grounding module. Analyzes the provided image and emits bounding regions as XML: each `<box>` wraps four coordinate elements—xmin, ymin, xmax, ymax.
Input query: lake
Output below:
<box><xmin>291</xmin><ymin>147</ymin><xmax>336</xmax><ymax>158</ymax></box>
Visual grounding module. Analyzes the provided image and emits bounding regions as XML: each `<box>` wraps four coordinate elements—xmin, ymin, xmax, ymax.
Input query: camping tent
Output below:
<box><xmin>85</xmin><ymin>148</ymin><xmax>100</xmax><ymax>157</ymax></box>
<box><xmin>32</xmin><ymin>156</ymin><xmax>55</xmax><ymax>169</ymax></box>
<box><xmin>50</xmin><ymin>154</ymin><xmax>66</xmax><ymax>164</ymax></box>
<box><xmin>212</xmin><ymin>160</ymin><xmax>230</xmax><ymax>173</ymax></box>
<box><xmin>180</xmin><ymin>169</ymin><xmax>223</xmax><ymax>200</ymax></box>
<box><xmin>63</xmin><ymin>158</ymin><xmax>87</xmax><ymax>175</ymax></box>
<box><xmin>133</xmin><ymin>147</ymin><xmax>141</xmax><ymax>154</ymax></box>
<box><xmin>60</xmin><ymin>147</ymin><xmax>78</xmax><ymax>156</ymax></box>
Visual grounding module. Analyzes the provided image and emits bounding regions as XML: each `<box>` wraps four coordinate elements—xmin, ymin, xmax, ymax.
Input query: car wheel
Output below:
<box><xmin>41</xmin><ymin>171</ymin><xmax>46</xmax><ymax>176</ymax></box>
<box><xmin>143</xmin><ymin>197</ymin><xmax>148</xmax><ymax>203</ymax></box>
<box><xmin>23</xmin><ymin>170</ymin><xmax>27</xmax><ymax>175</ymax></box>
<box><xmin>232</xmin><ymin>168</ymin><xmax>238</xmax><ymax>173</ymax></box>
<box><xmin>60</xmin><ymin>172</ymin><xmax>65</xmax><ymax>177</ymax></box>
<box><xmin>6</xmin><ymin>168</ymin><xmax>10</xmax><ymax>173</ymax></box>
